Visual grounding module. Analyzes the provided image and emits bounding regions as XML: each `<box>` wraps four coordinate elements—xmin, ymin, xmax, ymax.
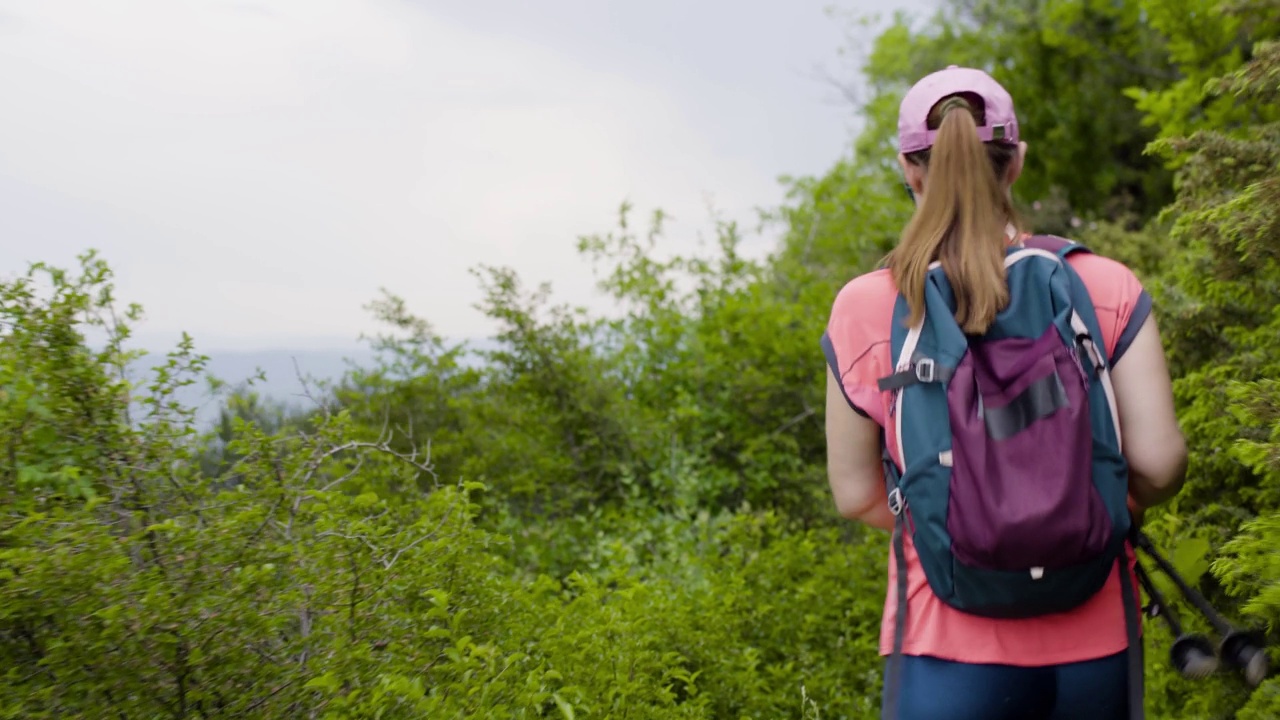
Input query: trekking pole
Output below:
<box><xmin>1133</xmin><ymin>558</ymin><xmax>1218</xmax><ymax>679</ymax></box>
<box><xmin>1134</xmin><ymin>530</ymin><xmax>1270</xmax><ymax>687</ymax></box>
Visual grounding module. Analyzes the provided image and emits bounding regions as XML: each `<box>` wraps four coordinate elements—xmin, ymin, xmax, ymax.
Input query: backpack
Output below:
<box><xmin>875</xmin><ymin>235</ymin><xmax>1144</xmax><ymax>719</ymax></box>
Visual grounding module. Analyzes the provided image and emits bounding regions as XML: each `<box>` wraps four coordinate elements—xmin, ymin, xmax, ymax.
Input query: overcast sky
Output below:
<box><xmin>0</xmin><ymin>0</ymin><xmax>933</xmax><ymax>353</ymax></box>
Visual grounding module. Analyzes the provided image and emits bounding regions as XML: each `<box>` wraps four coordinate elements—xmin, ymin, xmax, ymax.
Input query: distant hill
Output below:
<box><xmin>130</xmin><ymin>346</ymin><xmax>377</xmax><ymax>429</ymax></box>
<box><xmin>130</xmin><ymin>338</ymin><xmax>495</xmax><ymax>429</ymax></box>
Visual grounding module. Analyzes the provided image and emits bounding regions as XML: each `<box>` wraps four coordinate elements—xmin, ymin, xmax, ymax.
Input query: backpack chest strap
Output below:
<box><xmin>877</xmin><ymin>356</ymin><xmax>954</xmax><ymax>392</ymax></box>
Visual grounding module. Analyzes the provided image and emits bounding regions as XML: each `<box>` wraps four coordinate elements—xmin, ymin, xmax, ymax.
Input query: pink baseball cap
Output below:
<box><xmin>897</xmin><ymin>65</ymin><xmax>1020</xmax><ymax>155</ymax></box>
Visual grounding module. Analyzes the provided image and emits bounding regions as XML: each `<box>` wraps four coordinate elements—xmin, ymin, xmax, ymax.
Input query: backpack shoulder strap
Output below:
<box><xmin>1021</xmin><ymin>234</ymin><xmax>1091</xmax><ymax>259</ymax></box>
<box><xmin>1020</xmin><ymin>235</ymin><xmax>1145</xmax><ymax>719</ymax></box>
<box><xmin>1019</xmin><ymin>234</ymin><xmax>1112</xmax><ymax>362</ymax></box>
<box><xmin>875</xmin><ymin>265</ymin><xmax>964</xmax><ymax>393</ymax></box>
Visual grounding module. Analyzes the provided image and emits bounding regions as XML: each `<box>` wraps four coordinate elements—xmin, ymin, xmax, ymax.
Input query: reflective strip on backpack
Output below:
<box><xmin>1069</xmin><ymin>310</ymin><xmax>1122</xmax><ymax>448</ymax></box>
<box><xmin>892</xmin><ymin>318</ymin><xmax>924</xmax><ymax>474</ymax></box>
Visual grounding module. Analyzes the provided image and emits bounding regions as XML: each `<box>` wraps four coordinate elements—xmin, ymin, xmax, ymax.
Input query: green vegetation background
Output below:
<box><xmin>2</xmin><ymin>0</ymin><xmax>1278</xmax><ymax>717</ymax></box>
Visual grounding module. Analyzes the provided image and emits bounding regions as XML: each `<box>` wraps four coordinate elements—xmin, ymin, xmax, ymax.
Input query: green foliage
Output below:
<box><xmin>1124</xmin><ymin>0</ymin><xmax>1280</xmax><ymax>147</ymax></box>
<box><xmin>0</xmin><ymin>251</ymin><xmax>145</xmax><ymax>504</ymax></box>
<box><xmin>0</xmin><ymin>257</ymin><xmax>893</xmax><ymax>718</ymax></box>
<box><xmin>1116</xmin><ymin>2</ymin><xmax>1280</xmax><ymax>715</ymax></box>
<box><xmin>4</xmin><ymin>0</ymin><xmax>1280</xmax><ymax>716</ymax></box>
<box><xmin>852</xmin><ymin>0</ymin><xmax>1178</xmax><ymax>225</ymax></box>
<box><xmin>1138</xmin><ymin>3</ymin><xmax>1280</xmax><ymax>523</ymax></box>
<box><xmin>335</xmin><ymin>202</ymin><xmax>839</xmax><ymax>527</ymax></box>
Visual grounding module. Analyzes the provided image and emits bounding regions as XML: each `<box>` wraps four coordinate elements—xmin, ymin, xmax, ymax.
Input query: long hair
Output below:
<box><xmin>886</xmin><ymin>93</ymin><xmax>1021</xmax><ymax>334</ymax></box>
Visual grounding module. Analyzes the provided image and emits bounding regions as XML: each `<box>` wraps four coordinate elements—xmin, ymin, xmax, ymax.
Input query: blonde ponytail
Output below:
<box><xmin>887</xmin><ymin>94</ymin><xmax>1021</xmax><ymax>334</ymax></box>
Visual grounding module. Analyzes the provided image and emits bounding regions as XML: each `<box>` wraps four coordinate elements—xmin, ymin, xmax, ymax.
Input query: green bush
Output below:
<box><xmin>3</xmin><ymin>0</ymin><xmax>1280</xmax><ymax>716</ymax></box>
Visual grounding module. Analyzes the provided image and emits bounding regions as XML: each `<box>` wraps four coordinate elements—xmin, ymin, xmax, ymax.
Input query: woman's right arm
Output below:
<box><xmin>1109</xmin><ymin>312</ymin><xmax>1188</xmax><ymax>510</ymax></box>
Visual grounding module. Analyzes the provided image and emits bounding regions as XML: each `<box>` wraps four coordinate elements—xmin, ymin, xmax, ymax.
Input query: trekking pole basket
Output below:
<box><xmin>1133</xmin><ymin>529</ymin><xmax>1271</xmax><ymax>687</ymax></box>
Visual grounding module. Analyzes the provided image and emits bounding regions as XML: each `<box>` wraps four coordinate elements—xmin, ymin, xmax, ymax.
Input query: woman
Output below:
<box><xmin>821</xmin><ymin>66</ymin><xmax>1188</xmax><ymax>720</ymax></box>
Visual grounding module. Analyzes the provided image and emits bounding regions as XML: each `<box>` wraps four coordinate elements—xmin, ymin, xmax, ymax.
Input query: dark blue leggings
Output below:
<box><xmin>881</xmin><ymin>651</ymin><xmax>1133</xmax><ymax>720</ymax></box>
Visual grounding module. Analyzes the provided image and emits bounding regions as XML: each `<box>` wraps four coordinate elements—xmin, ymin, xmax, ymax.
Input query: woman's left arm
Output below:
<box><xmin>824</xmin><ymin>366</ymin><xmax>895</xmax><ymax>531</ymax></box>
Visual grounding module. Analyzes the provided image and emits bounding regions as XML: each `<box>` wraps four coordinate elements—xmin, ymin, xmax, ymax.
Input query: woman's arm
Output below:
<box><xmin>825</xmin><ymin>366</ymin><xmax>896</xmax><ymax>531</ymax></box>
<box><xmin>1110</xmin><ymin>313</ymin><xmax>1188</xmax><ymax>510</ymax></box>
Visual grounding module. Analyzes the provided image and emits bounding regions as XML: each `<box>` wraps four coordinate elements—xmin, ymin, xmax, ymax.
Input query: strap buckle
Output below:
<box><xmin>914</xmin><ymin>358</ymin><xmax>936</xmax><ymax>383</ymax></box>
<box><xmin>887</xmin><ymin>488</ymin><xmax>904</xmax><ymax>516</ymax></box>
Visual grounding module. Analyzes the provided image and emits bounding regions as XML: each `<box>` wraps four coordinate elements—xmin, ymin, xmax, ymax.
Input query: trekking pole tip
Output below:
<box><xmin>1220</xmin><ymin>629</ymin><xmax>1269</xmax><ymax>688</ymax></box>
<box><xmin>1171</xmin><ymin>635</ymin><xmax>1219</xmax><ymax>680</ymax></box>
<box><xmin>1244</xmin><ymin>649</ymin><xmax>1269</xmax><ymax>688</ymax></box>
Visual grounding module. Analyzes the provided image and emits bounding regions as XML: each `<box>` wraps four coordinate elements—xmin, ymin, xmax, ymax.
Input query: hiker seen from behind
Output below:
<box><xmin>821</xmin><ymin>65</ymin><xmax>1188</xmax><ymax>720</ymax></box>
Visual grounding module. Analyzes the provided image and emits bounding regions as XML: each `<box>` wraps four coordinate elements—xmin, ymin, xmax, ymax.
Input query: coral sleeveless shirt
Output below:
<box><xmin>822</xmin><ymin>246</ymin><xmax>1151</xmax><ymax>665</ymax></box>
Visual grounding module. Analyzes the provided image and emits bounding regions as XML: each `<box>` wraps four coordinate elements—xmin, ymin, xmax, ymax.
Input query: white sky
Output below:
<box><xmin>0</xmin><ymin>0</ymin><xmax>932</xmax><ymax>352</ymax></box>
